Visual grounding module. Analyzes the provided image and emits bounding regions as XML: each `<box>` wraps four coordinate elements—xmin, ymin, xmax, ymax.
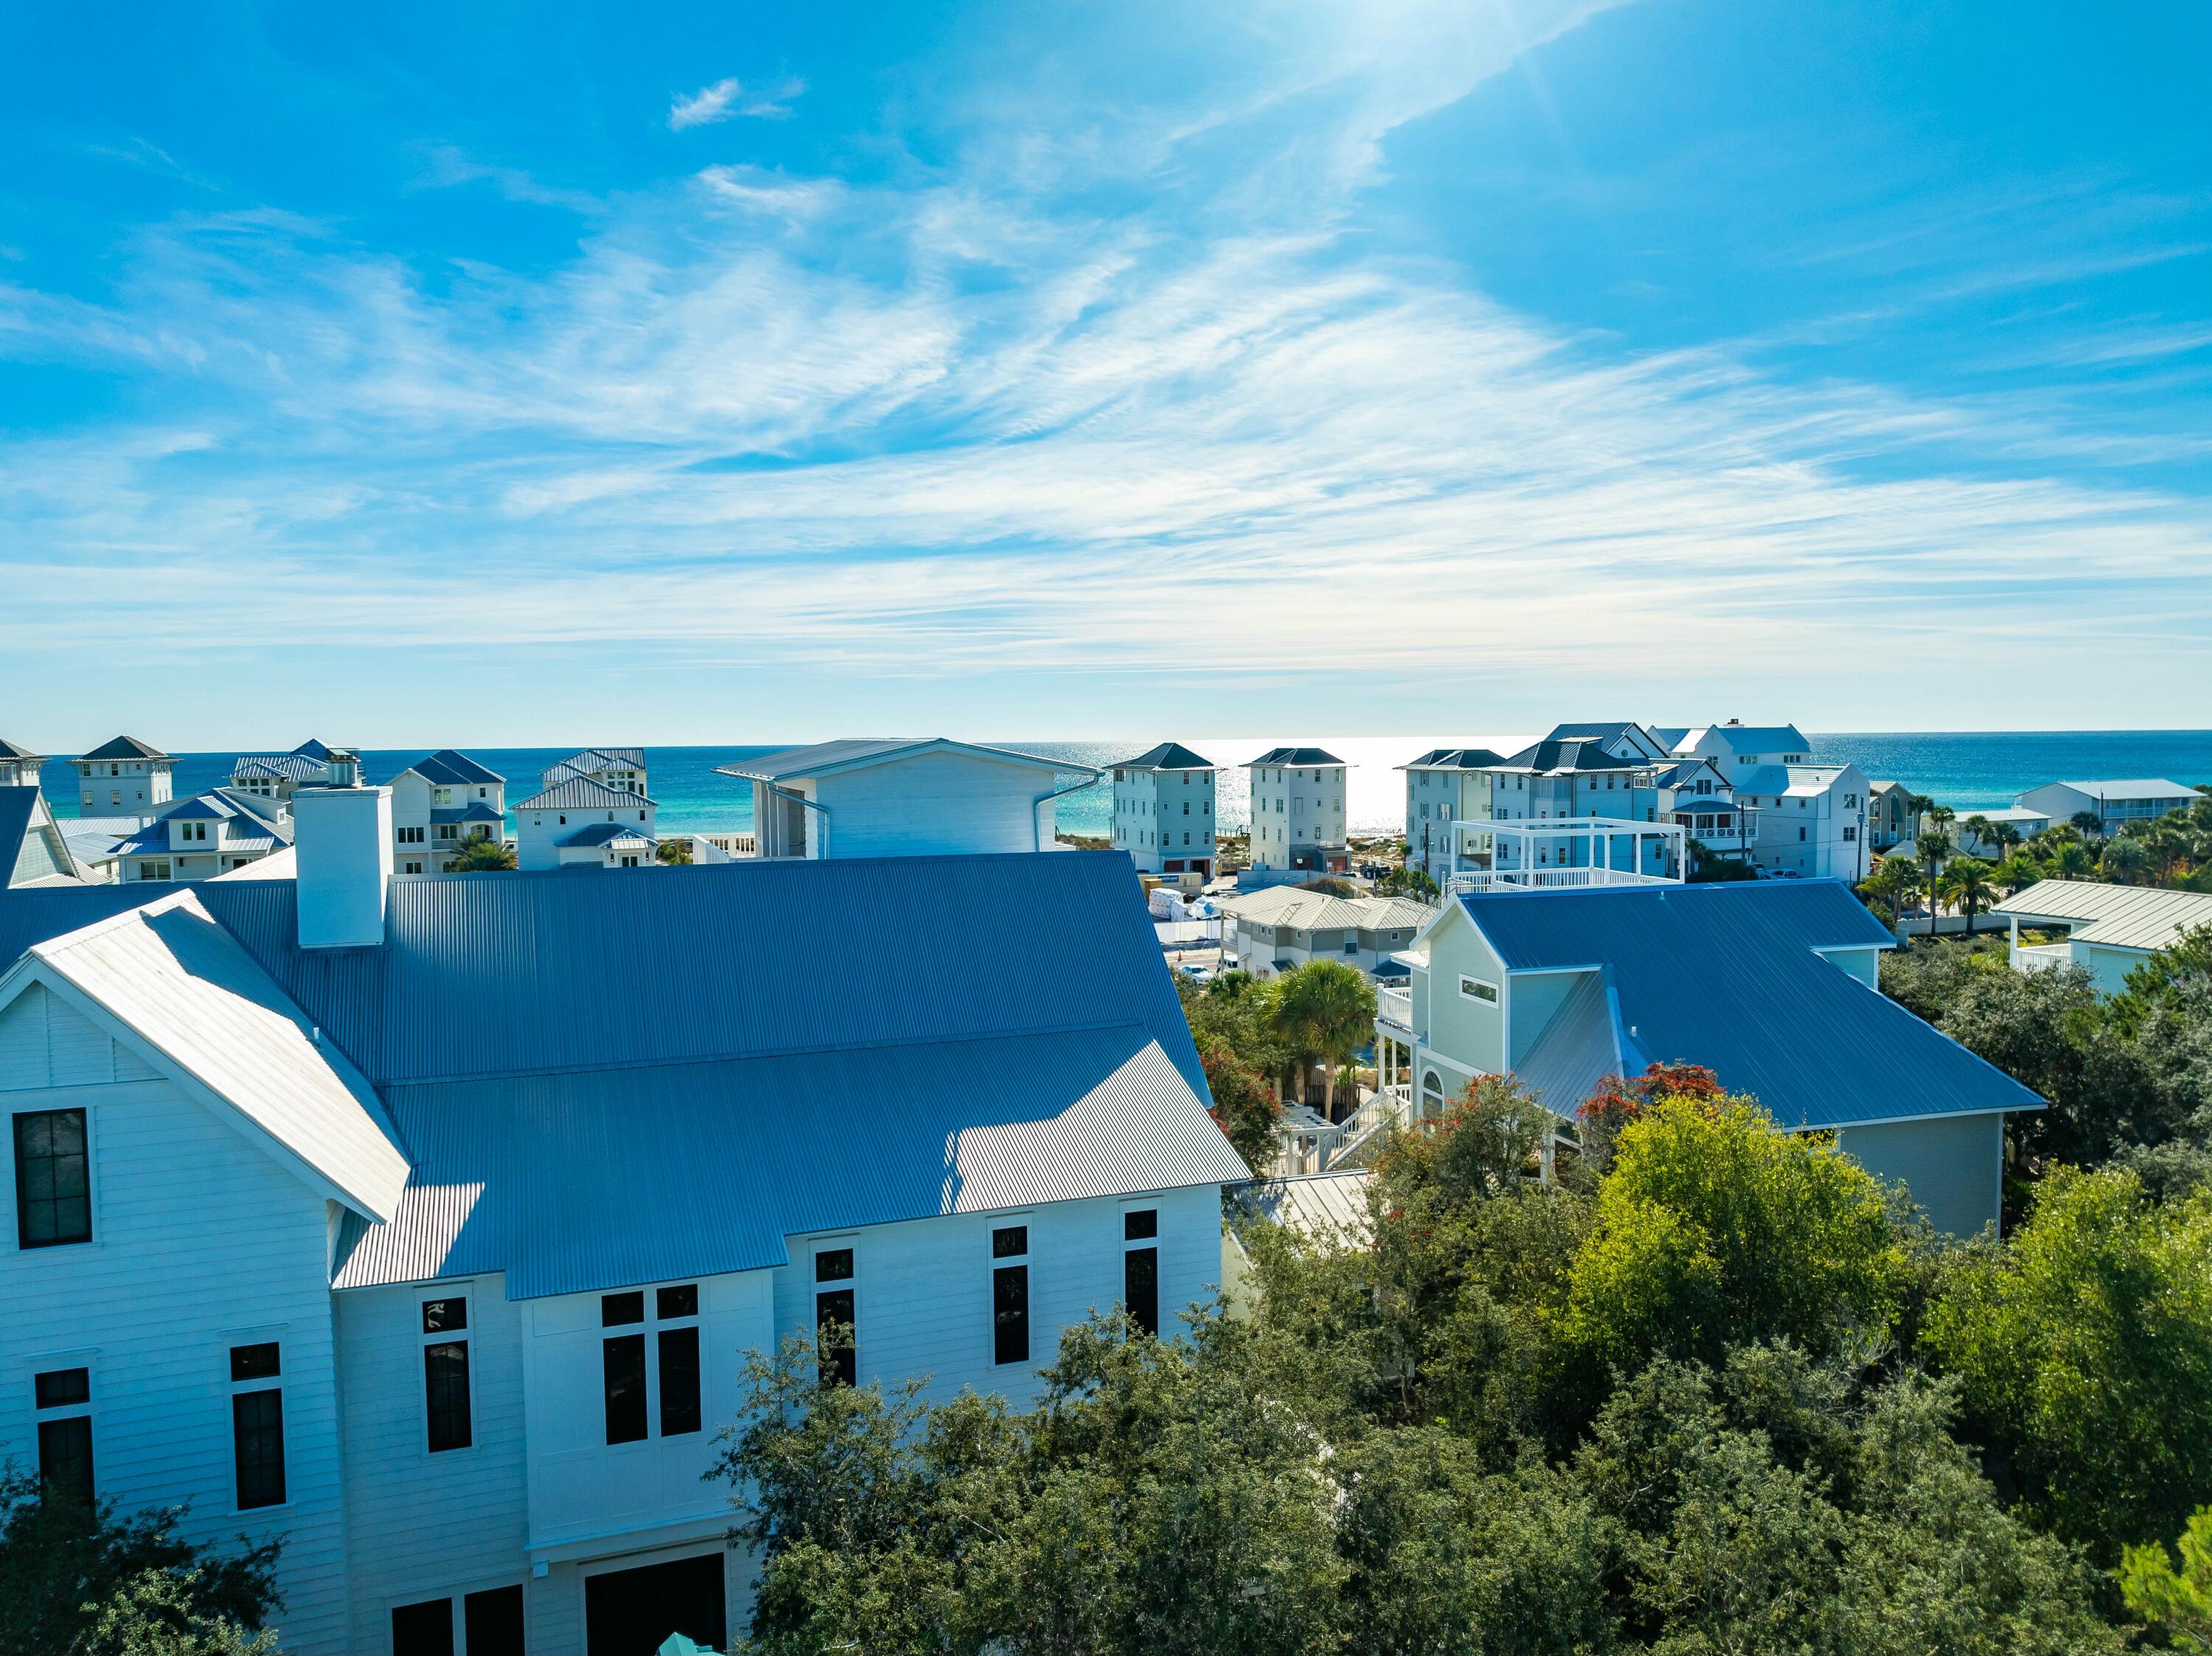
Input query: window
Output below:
<box><xmin>15</xmin><ymin>1108</ymin><xmax>91</xmax><ymax>1248</ymax></box>
<box><xmin>600</xmin><ymin>1285</ymin><xmax>700</xmax><ymax>1444</ymax></box>
<box><xmin>398</xmin><ymin>824</ymin><xmax>425</xmax><ymax>843</ymax></box>
<box><xmin>403</xmin><ymin>860</ymin><xmax>424</xmax><ymax>875</ymax></box>
<box><xmin>391</xmin><ymin>1598</ymin><xmax>455</xmax><ymax>1656</ymax></box>
<box><xmin>1124</xmin><ymin>1209</ymin><xmax>1159</xmax><ymax>1337</ymax></box>
<box><xmin>229</xmin><ymin>1342</ymin><xmax>286</xmax><ymax>1509</ymax></box>
<box><xmin>465</xmin><ymin>1585</ymin><xmax>526</xmax><ymax>1656</ymax></box>
<box><xmin>421</xmin><ymin>1296</ymin><xmax>472</xmax><ymax>1452</ymax></box>
<box><xmin>33</xmin><ymin>1365</ymin><xmax>94</xmax><ymax>1508</ymax></box>
<box><xmin>1458</xmin><ymin>975</ymin><xmax>1499</xmax><ymax>1005</ymax></box>
<box><xmin>815</xmin><ymin>1248</ymin><xmax>857</xmax><ymax>1386</ymax></box>
<box><xmin>992</xmin><ymin>1225</ymin><xmax>1029</xmax><ymax>1366</ymax></box>
<box><xmin>659</xmin><ymin>1287</ymin><xmax>702</xmax><ymax>1437</ymax></box>
<box><xmin>602</xmin><ymin>1291</ymin><xmax>647</xmax><ymax>1444</ymax></box>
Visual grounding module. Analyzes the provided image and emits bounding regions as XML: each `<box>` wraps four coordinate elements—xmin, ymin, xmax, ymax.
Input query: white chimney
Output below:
<box><xmin>293</xmin><ymin>749</ymin><xmax>392</xmax><ymax>949</ymax></box>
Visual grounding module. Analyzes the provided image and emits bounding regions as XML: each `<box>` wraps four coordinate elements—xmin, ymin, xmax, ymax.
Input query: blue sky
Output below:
<box><xmin>3</xmin><ymin>0</ymin><xmax>2208</xmax><ymax>748</ymax></box>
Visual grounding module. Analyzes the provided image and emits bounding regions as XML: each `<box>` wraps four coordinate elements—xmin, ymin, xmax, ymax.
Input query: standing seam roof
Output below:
<box><xmin>1463</xmin><ymin>882</ymin><xmax>2041</xmax><ymax>1130</ymax></box>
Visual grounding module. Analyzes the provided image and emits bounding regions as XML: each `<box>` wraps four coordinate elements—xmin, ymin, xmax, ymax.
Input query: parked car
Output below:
<box><xmin>1176</xmin><ymin>962</ymin><xmax>1215</xmax><ymax>985</ymax></box>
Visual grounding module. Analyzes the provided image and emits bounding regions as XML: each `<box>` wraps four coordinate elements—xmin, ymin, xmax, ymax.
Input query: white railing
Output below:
<box><xmin>2013</xmin><ymin>942</ymin><xmax>2073</xmax><ymax>974</ymax></box>
<box><xmin>1446</xmin><ymin>865</ymin><xmax>1673</xmax><ymax>896</ymax></box>
<box><xmin>698</xmin><ymin>832</ymin><xmax>757</xmax><ymax>856</ymax></box>
<box><xmin>1269</xmin><ymin>1085</ymin><xmax>1414</xmax><ymax>1176</ymax></box>
<box><xmin>1376</xmin><ymin>985</ymin><xmax>1414</xmax><ymax>1031</ymax></box>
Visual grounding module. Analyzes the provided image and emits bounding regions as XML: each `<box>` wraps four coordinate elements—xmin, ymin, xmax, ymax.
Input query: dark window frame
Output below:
<box><xmin>992</xmin><ymin>1234</ymin><xmax>1031</xmax><ymax>1370</ymax></box>
<box><xmin>1124</xmin><ymin>1208</ymin><xmax>1161</xmax><ymax>1337</ymax></box>
<box><xmin>420</xmin><ymin>1293</ymin><xmax>473</xmax><ymax>1453</ymax></box>
<box><xmin>32</xmin><ymin>1366</ymin><xmax>94</xmax><ymax>1510</ymax></box>
<box><xmin>13</xmin><ymin>1107</ymin><xmax>91</xmax><ymax>1249</ymax></box>
<box><xmin>231</xmin><ymin>1386</ymin><xmax>287</xmax><ymax>1510</ymax></box>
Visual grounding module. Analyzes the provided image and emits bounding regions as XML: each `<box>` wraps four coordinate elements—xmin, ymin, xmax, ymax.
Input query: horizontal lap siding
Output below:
<box><xmin>0</xmin><ymin>986</ymin><xmax>349</xmax><ymax>1652</ymax></box>
<box><xmin>771</xmin><ymin>1186</ymin><xmax>1224</xmax><ymax>1409</ymax></box>
<box><xmin>336</xmin><ymin>1277</ymin><xmax>532</xmax><ymax>1654</ymax></box>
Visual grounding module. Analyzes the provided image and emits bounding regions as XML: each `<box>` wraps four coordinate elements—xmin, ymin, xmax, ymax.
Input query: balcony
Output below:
<box><xmin>1446</xmin><ymin>864</ymin><xmax>1674</xmax><ymax>896</ymax></box>
<box><xmin>1376</xmin><ymin>984</ymin><xmax>1414</xmax><ymax>1035</ymax></box>
<box><xmin>2013</xmin><ymin>942</ymin><xmax>2073</xmax><ymax>974</ymax></box>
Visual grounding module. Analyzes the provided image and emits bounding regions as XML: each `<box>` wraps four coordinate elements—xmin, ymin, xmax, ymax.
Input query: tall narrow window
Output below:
<box><xmin>1124</xmin><ymin>1209</ymin><xmax>1160</xmax><ymax>1337</ymax></box>
<box><xmin>421</xmin><ymin>1297</ymin><xmax>472</xmax><ymax>1453</ymax></box>
<box><xmin>992</xmin><ymin>1225</ymin><xmax>1030</xmax><ymax>1366</ymax></box>
<box><xmin>658</xmin><ymin>1283</ymin><xmax>702</xmax><ymax>1437</ymax></box>
<box><xmin>14</xmin><ymin>1108</ymin><xmax>91</xmax><ymax>1248</ymax></box>
<box><xmin>602</xmin><ymin>1292</ymin><xmax>647</xmax><ymax>1445</ymax></box>
<box><xmin>229</xmin><ymin>1342</ymin><xmax>285</xmax><ymax>1509</ymax></box>
<box><xmin>815</xmin><ymin>1248</ymin><xmax>857</xmax><ymax>1388</ymax></box>
<box><xmin>33</xmin><ymin>1366</ymin><xmax>93</xmax><ymax>1508</ymax></box>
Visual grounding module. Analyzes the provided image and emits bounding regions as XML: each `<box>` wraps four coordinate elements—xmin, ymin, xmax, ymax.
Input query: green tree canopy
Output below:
<box><xmin>0</xmin><ymin>1472</ymin><xmax>279</xmax><ymax>1656</ymax></box>
<box><xmin>445</xmin><ymin>835</ymin><xmax>518</xmax><ymax>872</ymax></box>
<box><xmin>1558</xmin><ymin>1096</ymin><xmax>1910</xmax><ymax>1388</ymax></box>
<box><xmin>1924</xmin><ymin>1166</ymin><xmax>2212</xmax><ymax>1557</ymax></box>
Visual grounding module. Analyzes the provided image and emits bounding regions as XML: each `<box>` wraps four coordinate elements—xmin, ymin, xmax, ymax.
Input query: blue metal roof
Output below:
<box><xmin>1118</xmin><ymin>742</ymin><xmax>1216</xmax><ymax>771</ymax></box>
<box><xmin>1458</xmin><ymin>881</ymin><xmax>2042</xmax><ymax>1130</ymax></box>
<box><xmin>77</xmin><ymin>735</ymin><xmax>172</xmax><ymax>763</ymax></box>
<box><xmin>430</xmin><ymin>801</ymin><xmax>507</xmax><ymax>824</ymax></box>
<box><xmin>515</xmin><ymin>775</ymin><xmax>656</xmax><ymax>810</ymax></box>
<box><xmin>409</xmin><ymin>748</ymin><xmax>505</xmax><ymax>787</ymax></box>
<box><xmin>231</xmin><ymin>754</ymin><xmax>327</xmax><ymax>780</ymax></box>
<box><xmin>0</xmin><ymin>851</ymin><xmax>1239</xmax><ymax>1295</ymax></box>
<box><xmin>1247</xmin><ymin>747</ymin><xmax>1344</xmax><ymax>767</ymax></box>
<box><xmin>557</xmin><ymin>821</ymin><xmax>652</xmax><ymax>847</ymax></box>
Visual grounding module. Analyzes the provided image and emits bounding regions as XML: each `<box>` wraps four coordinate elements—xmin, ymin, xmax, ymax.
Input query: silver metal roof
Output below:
<box><xmin>515</xmin><ymin>774</ymin><xmax>658</xmax><ymax>810</ymax></box>
<box><xmin>1238</xmin><ymin>1170</ymin><xmax>1373</xmax><ymax>1242</ymax></box>
<box><xmin>1993</xmin><ymin>878</ymin><xmax>2212</xmax><ymax>953</ymax></box>
<box><xmin>717</xmin><ymin>737</ymin><xmax>1091</xmax><ymax>783</ymax></box>
<box><xmin>10</xmin><ymin>891</ymin><xmax>407</xmax><ymax>1222</ymax></box>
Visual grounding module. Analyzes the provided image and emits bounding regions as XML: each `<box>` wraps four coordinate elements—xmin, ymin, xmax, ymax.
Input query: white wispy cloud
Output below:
<box><xmin>668</xmin><ymin>74</ymin><xmax>806</xmax><ymax>131</ymax></box>
<box><xmin>1</xmin><ymin>0</ymin><xmax>2207</xmax><ymax>728</ymax></box>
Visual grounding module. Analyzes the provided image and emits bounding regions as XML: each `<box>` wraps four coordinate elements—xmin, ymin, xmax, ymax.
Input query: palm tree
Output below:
<box><xmin>445</xmin><ymin>835</ymin><xmax>517</xmax><ymax>872</ymax></box>
<box><xmin>1270</xmin><ymin>960</ymin><xmax>1377</xmax><ymax>1122</ymax></box>
<box><xmin>1918</xmin><ymin>827</ymin><xmax>1952</xmax><ymax>916</ymax></box>
<box><xmin>2099</xmin><ymin>837</ymin><xmax>2150</xmax><ymax>886</ymax></box>
<box><xmin>1907</xmin><ymin>793</ymin><xmax>1937</xmax><ymax>843</ymax></box>
<box><xmin>1992</xmin><ymin>850</ymin><xmax>2043</xmax><ymax>898</ymax></box>
<box><xmin>1941</xmin><ymin>855</ymin><xmax>1993</xmax><ymax>936</ymax></box>
<box><xmin>2050</xmin><ymin>841</ymin><xmax>2095</xmax><ymax>880</ymax></box>
<box><xmin>1961</xmin><ymin>814</ymin><xmax>1995</xmax><ymax>857</ymax></box>
<box><xmin>2070</xmin><ymin>809</ymin><xmax>2105</xmax><ymax>843</ymax></box>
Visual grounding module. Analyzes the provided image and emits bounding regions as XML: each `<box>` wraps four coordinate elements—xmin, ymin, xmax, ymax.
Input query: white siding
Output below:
<box><xmin>522</xmin><ymin>1271</ymin><xmax>773</xmax><ymax>1551</ymax></box>
<box><xmin>769</xmin><ymin>1186</ymin><xmax>1223</xmax><ymax>1410</ymax></box>
<box><xmin>0</xmin><ymin>983</ymin><xmax>351</xmax><ymax>1653</ymax></box>
<box><xmin>335</xmin><ymin>1277</ymin><xmax>534</xmax><ymax>1655</ymax></box>
<box><xmin>815</xmin><ymin>752</ymin><xmax>1051</xmax><ymax>858</ymax></box>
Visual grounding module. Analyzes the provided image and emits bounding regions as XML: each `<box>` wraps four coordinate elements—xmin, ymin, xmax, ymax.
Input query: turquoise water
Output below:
<box><xmin>41</xmin><ymin>731</ymin><xmax>2212</xmax><ymax>838</ymax></box>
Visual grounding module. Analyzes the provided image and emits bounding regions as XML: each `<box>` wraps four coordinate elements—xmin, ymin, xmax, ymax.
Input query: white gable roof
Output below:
<box><xmin>6</xmin><ymin>890</ymin><xmax>408</xmax><ymax>1222</ymax></box>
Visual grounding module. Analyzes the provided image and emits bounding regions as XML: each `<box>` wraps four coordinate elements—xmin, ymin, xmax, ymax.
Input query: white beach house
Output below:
<box><xmin>72</xmin><ymin>736</ymin><xmax>174</xmax><ymax>818</ymax></box>
<box><xmin>1399</xmin><ymin>748</ymin><xmax>1506</xmax><ymax>887</ymax></box>
<box><xmin>0</xmin><ymin>739</ymin><xmax>47</xmax><ymax>791</ymax></box>
<box><xmin>1245</xmin><ymin>748</ymin><xmax>1349</xmax><ymax>874</ymax></box>
<box><xmin>514</xmin><ymin>775</ymin><xmax>658</xmax><ymax>871</ymax></box>
<box><xmin>1110</xmin><ymin>743</ymin><xmax>1218</xmax><ymax>887</ymax></box>
<box><xmin>1993</xmin><ymin>878</ymin><xmax>2212</xmax><ymax>995</ymax></box>
<box><xmin>717</xmin><ymin>739</ymin><xmax>1099</xmax><ymax>860</ymax></box>
<box><xmin>387</xmin><ymin>750</ymin><xmax>508</xmax><ymax>876</ymax></box>
<box><xmin>0</xmin><ymin>793</ymin><xmax>1245</xmax><ymax>1655</ymax></box>
<box><xmin>112</xmin><ymin>790</ymin><xmax>293</xmax><ymax>883</ymax></box>
<box><xmin>2014</xmin><ymin>779</ymin><xmax>2202</xmax><ymax>834</ymax></box>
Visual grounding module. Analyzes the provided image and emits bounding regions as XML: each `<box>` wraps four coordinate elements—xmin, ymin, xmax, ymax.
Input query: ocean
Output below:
<box><xmin>41</xmin><ymin>731</ymin><xmax>2212</xmax><ymax>839</ymax></box>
